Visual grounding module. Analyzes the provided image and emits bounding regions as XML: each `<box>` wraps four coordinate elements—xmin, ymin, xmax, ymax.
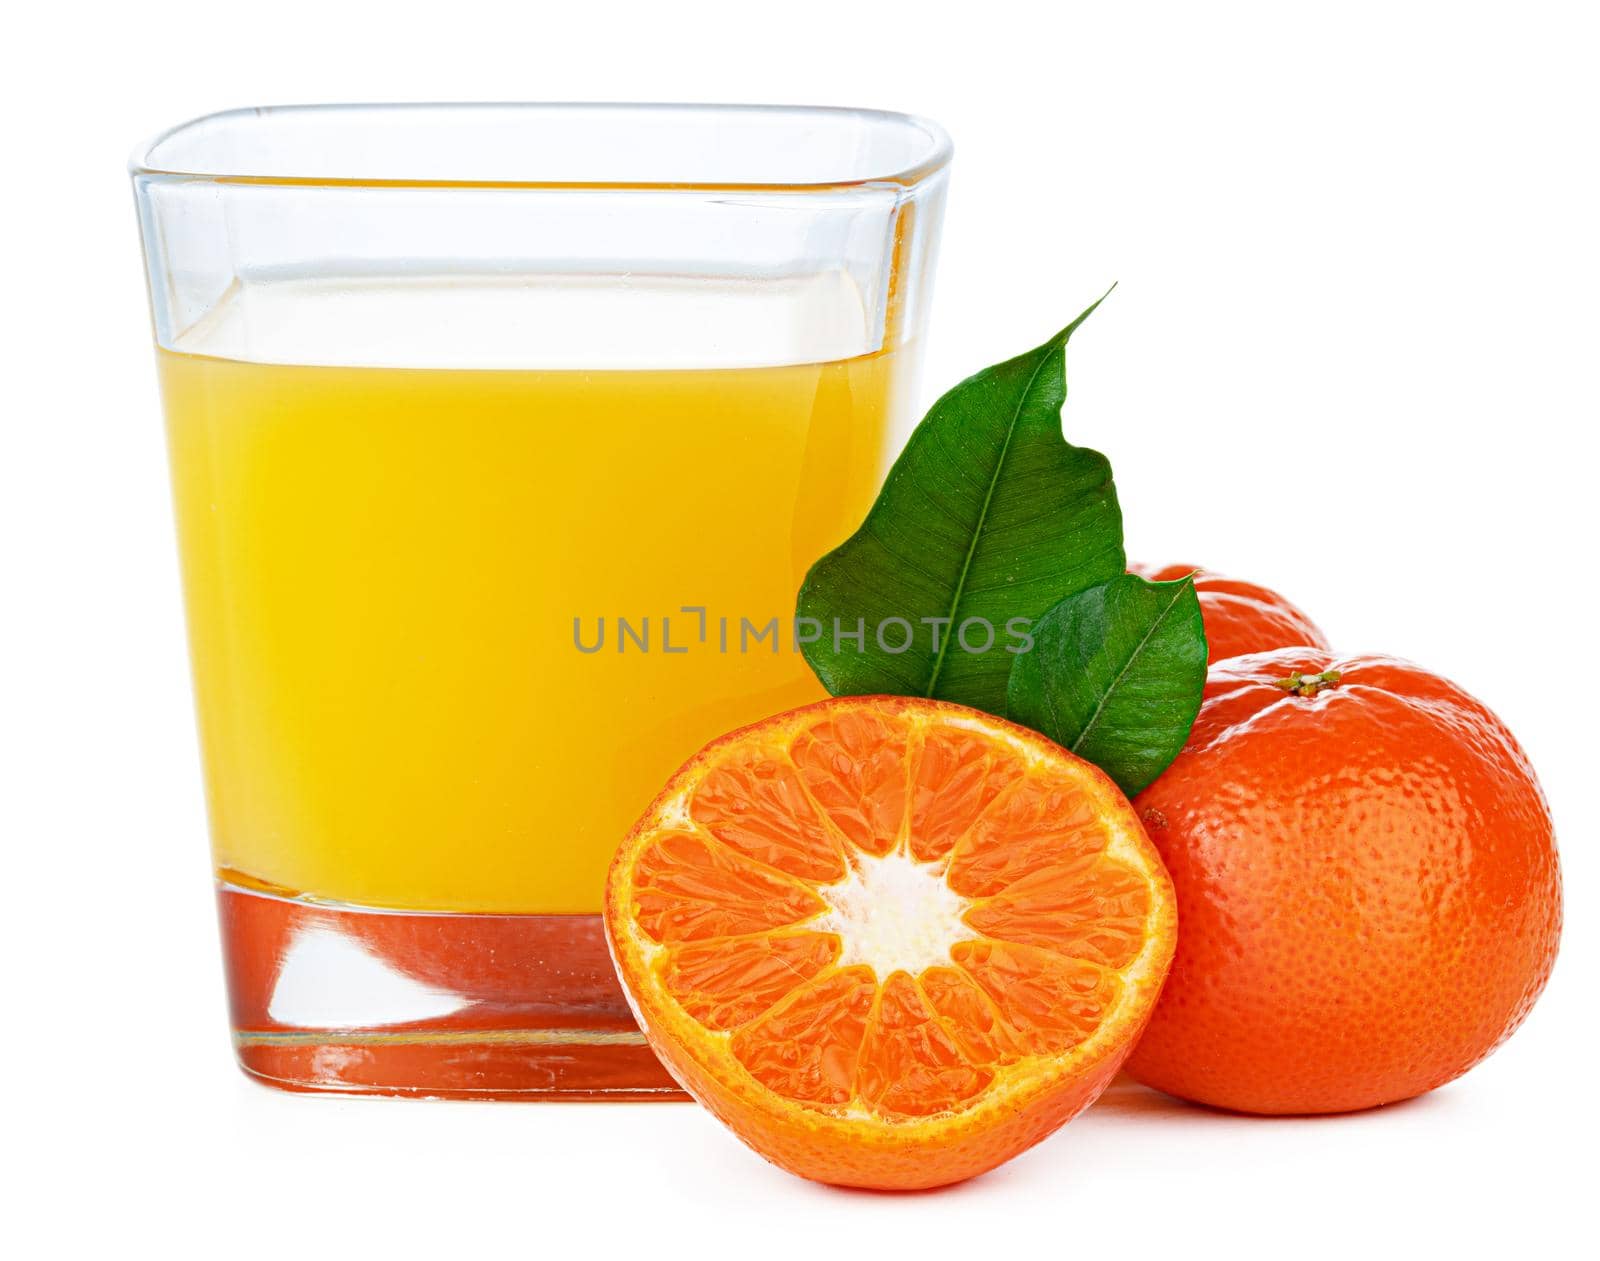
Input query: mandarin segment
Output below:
<box><xmin>947</xmin><ymin>771</ymin><xmax>1110</xmax><ymax>897</ymax></box>
<box><xmin>690</xmin><ymin>750</ymin><xmax>846</xmax><ymax>882</ymax></box>
<box><xmin>964</xmin><ymin>859</ymin><xmax>1153</xmax><ymax>968</ymax></box>
<box><xmin>730</xmin><ymin>968</ymin><xmax>878</xmax><ymax>1106</ymax></box>
<box><xmin>662</xmin><ymin>932</ymin><xmax>840</xmax><ymax>1031</ymax></box>
<box><xmin>954</xmin><ymin>940</ymin><xmax>1121</xmax><ymax>1056</ymax></box>
<box><xmin>907</xmin><ymin>725</ymin><xmax>1026</xmax><ymax>862</ymax></box>
<box><xmin>917</xmin><ymin>966</ymin><xmax>1024</xmax><ymax>1069</ymax></box>
<box><xmin>631</xmin><ymin>831</ymin><xmax>825</xmax><ymax>944</ymax></box>
<box><xmin>789</xmin><ymin>708</ymin><xmax>910</xmax><ymax>856</ymax></box>
<box><xmin>856</xmin><ymin>973</ymin><xmax>993</xmax><ymax>1117</ymax></box>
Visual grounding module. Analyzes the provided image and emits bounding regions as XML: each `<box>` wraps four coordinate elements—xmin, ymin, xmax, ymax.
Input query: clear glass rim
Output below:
<box><xmin>130</xmin><ymin>102</ymin><xmax>954</xmax><ymax>192</ymax></box>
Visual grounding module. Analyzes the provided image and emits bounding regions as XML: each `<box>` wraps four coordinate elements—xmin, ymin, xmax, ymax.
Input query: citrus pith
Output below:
<box><xmin>604</xmin><ymin>696</ymin><xmax>1176</xmax><ymax>1189</ymax></box>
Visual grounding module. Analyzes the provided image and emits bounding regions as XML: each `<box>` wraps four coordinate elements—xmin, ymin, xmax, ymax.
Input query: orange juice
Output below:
<box><xmin>159</xmin><ymin>278</ymin><xmax>910</xmax><ymax>914</ymax></box>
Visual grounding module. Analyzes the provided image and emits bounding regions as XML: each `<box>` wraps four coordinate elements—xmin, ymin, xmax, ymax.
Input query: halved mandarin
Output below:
<box><xmin>604</xmin><ymin>696</ymin><xmax>1177</xmax><ymax>1190</ymax></box>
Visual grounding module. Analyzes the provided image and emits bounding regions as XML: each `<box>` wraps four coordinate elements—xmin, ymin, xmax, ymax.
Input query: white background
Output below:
<box><xmin>5</xmin><ymin>2</ymin><xmax>1596</xmax><ymax>1256</ymax></box>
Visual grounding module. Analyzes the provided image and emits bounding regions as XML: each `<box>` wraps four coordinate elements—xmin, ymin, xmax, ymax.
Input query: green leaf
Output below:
<box><xmin>796</xmin><ymin>292</ymin><xmax>1125</xmax><ymax>713</ymax></box>
<box><xmin>1006</xmin><ymin>573</ymin><xmax>1208</xmax><ymax>796</ymax></box>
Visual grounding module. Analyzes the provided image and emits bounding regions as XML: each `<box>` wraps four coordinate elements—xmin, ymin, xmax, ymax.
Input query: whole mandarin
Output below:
<box><xmin>1127</xmin><ymin>648</ymin><xmax>1561</xmax><ymax>1115</ymax></box>
<box><xmin>1130</xmin><ymin>563</ymin><xmax>1331</xmax><ymax>663</ymax></box>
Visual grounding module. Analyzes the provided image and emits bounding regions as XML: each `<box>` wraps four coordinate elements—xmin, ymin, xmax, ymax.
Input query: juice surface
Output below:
<box><xmin>160</xmin><ymin>313</ymin><xmax>906</xmax><ymax>913</ymax></box>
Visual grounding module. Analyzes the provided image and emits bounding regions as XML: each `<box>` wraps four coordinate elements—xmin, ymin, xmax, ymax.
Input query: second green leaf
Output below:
<box><xmin>1006</xmin><ymin>573</ymin><xmax>1208</xmax><ymax>796</ymax></box>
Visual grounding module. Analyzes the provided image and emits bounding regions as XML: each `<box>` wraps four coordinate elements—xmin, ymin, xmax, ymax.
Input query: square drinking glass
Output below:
<box><xmin>132</xmin><ymin>103</ymin><xmax>949</xmax><ymax>1097</ymax></box>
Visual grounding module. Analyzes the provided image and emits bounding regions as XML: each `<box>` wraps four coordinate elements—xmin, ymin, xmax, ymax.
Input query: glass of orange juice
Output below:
<box><xmin>131</xmin><ymin>104</ymin><xmax>950</xmax><ymax>1097</ymax></box>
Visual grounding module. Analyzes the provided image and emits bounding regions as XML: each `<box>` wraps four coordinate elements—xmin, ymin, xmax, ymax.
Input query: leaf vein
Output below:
<box><xmin>922</xmin><ymin>350</ymin><xmax>1060</xmax><ymax>698</ymax></box>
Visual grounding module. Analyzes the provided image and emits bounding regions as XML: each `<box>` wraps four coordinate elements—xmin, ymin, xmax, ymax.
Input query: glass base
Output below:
<box><xmin>217</xmin><ymin>882</ymin><xmax>685</xmax><ymax>1100</ymax></box>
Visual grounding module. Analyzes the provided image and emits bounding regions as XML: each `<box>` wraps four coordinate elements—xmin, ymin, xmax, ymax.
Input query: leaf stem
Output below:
<box><xmin>1270</xmin><ymin>670</ymin><xmax>1342</xmax><ymax>698</ymax></box>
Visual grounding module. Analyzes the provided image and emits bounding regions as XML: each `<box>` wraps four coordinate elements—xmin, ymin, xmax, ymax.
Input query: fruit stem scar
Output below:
<box><xmin>1270</xmin><ymin>669</ymin><xmax>1342</xmax><ymax>698</ymax></box>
